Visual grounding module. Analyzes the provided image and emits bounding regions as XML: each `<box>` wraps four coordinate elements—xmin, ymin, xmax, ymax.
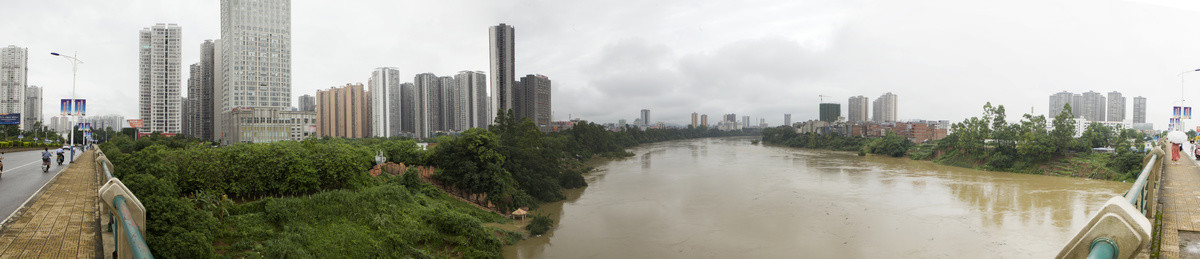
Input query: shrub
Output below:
<box><xmin>525</xmin><ymin>214</ymin><xmax>554</xmax><ymax>236</ymax></box>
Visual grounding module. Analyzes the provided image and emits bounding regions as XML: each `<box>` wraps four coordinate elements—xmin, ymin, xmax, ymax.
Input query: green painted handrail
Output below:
<box><xmin>1123</xmin><ymin>154</ymin><xmax>1157</xmax><ymax>211</ymax></box>
<box><xmin>113</xmin><ymin>195</ymin><xmax>153</xmax><ymax>259</ymax></box>
<box><xmin>1087</xmin><ymin>237</ymin><xmax>1117</xmax><ymax>259</ymax></box>
<box><xmin>1083</xmin><ymin>152</ymin><xmax>1157</xmax><ymax>259</ymax></box>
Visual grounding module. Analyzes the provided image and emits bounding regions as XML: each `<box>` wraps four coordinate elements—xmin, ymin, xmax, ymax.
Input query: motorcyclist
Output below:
<box><xmin>55</xmin><ymin>147</ymin><xmax>65</xmax><ymax>164</ymax></box>
<box><xmin>41</xmin><ymin>148</ymin><xmax>51</xmax><ymax>165</ymax></box>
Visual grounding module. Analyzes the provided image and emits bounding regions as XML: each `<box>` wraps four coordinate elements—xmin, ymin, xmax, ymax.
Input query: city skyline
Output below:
<box><xmin>11</xmin><ymin>1</ymin><xmax>1200</xmax><ymax>129</ymax></box>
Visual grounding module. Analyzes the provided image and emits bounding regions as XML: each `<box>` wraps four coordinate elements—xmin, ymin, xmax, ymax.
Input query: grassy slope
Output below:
<box><xmin>215</xmin><ymin>175</ymin><xmax>520</xmax><ymax>259</ymax></box>
<box><xmin>927</xmin><ymin>151</ymin><xmax>1131</xmax><ymax>181</ymax></box>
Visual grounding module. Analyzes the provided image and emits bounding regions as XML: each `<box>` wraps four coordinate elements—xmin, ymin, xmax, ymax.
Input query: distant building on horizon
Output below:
<box><xmin>82</xmin><ymin>114</ymin><xmax>126</xmax><ymax>132</ymax></box>
<box><xmin>1133</xmin><ymin>96</ymin><xmax>1147</xmax><ymax>123</ymax></box>
<box><xmin>743</xmin><ymin>115</ymin><xmax>750</xmax><ymax>128</ymax></box>
<box><xmin>848</xmin><ymin>96</ymin><xmax>868</xmax><ymax>122</ymax></box>
<box><xmin>819</xmin><ymin>103</ymin><xmax>840</xmax><ymax>123</ymax></box>
<box><xmin>1080</xmin><ymin>91</ymin><xmax>1106</xmax><ymax>121</ymax></box>
<box><xmin>1050</xmin><ymin>91</ymin><xmax>1127</xmax><ymax>122</ymax></box>
<box><xmin>640</xmin><ymin>109</ymin><xmax>650</xmax><ymax>126</ymax></box>
<box><xmin>691</xmin><ymin>113</ymin><xmax>698</xmax><ymax>128</ymax></box>
<box><xmin>299</xmin><ymin>94</ymin><xmax>315</xmax><ymax>112</ymax></box>
<box><xmin>139</xmin><ymin>23</ymin><xmax>182</xmax><ymax>134</ymax></box>
<box><xmin>24</xmin><ymin>85</ymin><xmax>40</xmax><ymax>128</ymax></box>
<box><xmin>1049</xmin><ymin>91</ymin><xmax>1075</xmax><ymax>117</ymax></box>
<box><xmin>701</xmin><ymin>114</ymin><xmax>708</xmax><ymax>127</ymax></box>
<box><xmin>784</xmin><ymin>114</ymin><xmax>791</xmax><ymax>126</ymax></box>
<box><xmin>1107</xmin><ymin>91</ymin><xmax>1125</xmax><ymax>122</ymax></box>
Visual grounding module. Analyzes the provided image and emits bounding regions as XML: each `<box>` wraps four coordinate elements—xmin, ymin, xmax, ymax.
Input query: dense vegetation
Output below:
<box><xmin>101</xmin><ymin>111</ymin><xmax>757</xmax><ymax>258</ymax></box>
<box><xmin>763</xmin><ymin>102</ymin><xmax>1149</xmax><ymax>181</ymax></box>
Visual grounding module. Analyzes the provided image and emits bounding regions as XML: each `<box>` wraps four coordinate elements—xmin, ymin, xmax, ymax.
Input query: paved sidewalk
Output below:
<box><xmin>0</xmin><ymin>150</ymin><xmax>99</xmax><ymax>258</ymax></box>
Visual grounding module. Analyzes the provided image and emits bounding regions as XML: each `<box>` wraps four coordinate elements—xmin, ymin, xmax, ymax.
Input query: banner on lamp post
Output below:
<box><xmin>73</xmin><ymin>99</ymin><xmax>86</xmax><ymax>116</ymax></box>
<box><xmin>60</xmin><ymin>99</ymin><xmax>71</xmax><ymax>116</ymax></box>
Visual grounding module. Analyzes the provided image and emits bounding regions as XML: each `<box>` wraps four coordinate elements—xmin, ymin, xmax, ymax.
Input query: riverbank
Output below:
<box><xmin>926</xmin><ymin>150</ymin><xmax>1139</xmax><ymax>181</ymax></box>
<box><xmin>762</xmin><ymin>126</ymin><xmax>1145</xmax><ymax>182</ymax></box>
<box><xmin>764</xmin><ymin>140</ymin><xmax>1139</xmax><ymax>182</ymax></box>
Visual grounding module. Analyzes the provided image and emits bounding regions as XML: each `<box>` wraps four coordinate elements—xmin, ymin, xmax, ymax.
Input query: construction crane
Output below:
<box><xmin>819</xmin><ymin>95</ymin><xmax>831</xmax><ymax>103</ymax></box>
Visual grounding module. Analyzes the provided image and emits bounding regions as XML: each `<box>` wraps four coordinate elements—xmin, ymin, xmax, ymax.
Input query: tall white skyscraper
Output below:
<box><xmin>490</xmin><ymin>23</ymin><xmax>516</xmax><ymax>124</ymax></box>
<box><xmin>139</xmin><ymin>24</ymin><xmax>183</xmax><ymax>133</ymax></box>
<box><xmin>218</xmin><ymin>0</ymin><xmax>292</xmax><ymax>143</ymax></box>
<box><xmin>370</xmin><ymin>67</ymin><xmax>402</xmax><ymax>137</ymax></box>
<box><xmin>1</xmin><ymin>46</ymin><xmax>28</xmax><ymax>130</ymax></box>
<box><xmin>25</xmin><ymin>85</ymin><xmax>41</xmax><ymax>128</ymax></box>
<box><xmin>872</xmin><ymin>92</ymin><xmax>898</xmax><ymax>123</ymax></box>
<box><xmin>455</xmin><ymin>71</ymin><xmax>489</xmax><ymax>129</ymax></box>
<box><xmin>848</xmin><ymin>95</ymin><xmax>868</xmax><ymax>122</ymax></box>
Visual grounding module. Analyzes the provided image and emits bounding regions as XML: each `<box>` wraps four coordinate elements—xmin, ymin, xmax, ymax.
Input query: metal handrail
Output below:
<box><xmin>1081</xmin><ymin>149</ymin><xmax>1160</xmax><ymax>259</ymax></box>
<box><xmin>103</xmin><ymin>162</ymin><xmax>113</xmax><ymax>180</ymax></box>
<box><xmin>1123</xmin><ymin>154</ymin><xmax>1157</xmax><ymax>215</ymax></box>
<box><xmin>113</xmin><ymin>195</ymin><xmax>152</xmax><ymax>258</ymax></box>
<box><xmin>97</xmin><ymin>150</ymin><xmax>153</xmax><ymax>259</ymax></box>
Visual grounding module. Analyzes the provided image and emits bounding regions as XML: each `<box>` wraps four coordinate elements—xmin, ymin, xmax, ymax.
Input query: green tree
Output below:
<box><xmin>865</xmin><ymin>131</ymin><xmax>913</xmax><ymax>157</ymax></box>
<box><xmin>1050</xmin><ymin>103</ymin><xmax>1077</xmax><ymax>154</ymax></box>
<box><xmin>430</xmin><ymin>128</ymin><xmax>533</xmax><ymax>211</ymax></box>
<box><xmin>1015</xmin><ymin>114</ymin><xmax>1054</xmax><ymax>164</ymax></box>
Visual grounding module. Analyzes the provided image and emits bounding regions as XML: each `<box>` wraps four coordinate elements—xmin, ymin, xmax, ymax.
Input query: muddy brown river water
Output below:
<box><xmin>503</xmin><ymin>137</ymin><xmax>1130</xmax><ymax>258</ymax></box>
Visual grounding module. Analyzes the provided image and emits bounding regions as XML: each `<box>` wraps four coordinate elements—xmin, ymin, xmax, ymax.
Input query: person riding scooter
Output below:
<box><xmin>41</xmin><ymin>148</ymin><xmax>51</xmax><ymax>172</ymax></box>
<box><xmin>55</xmin><ymin>147</ymin><xmax>65</xmax><ymax>165</ymax></box>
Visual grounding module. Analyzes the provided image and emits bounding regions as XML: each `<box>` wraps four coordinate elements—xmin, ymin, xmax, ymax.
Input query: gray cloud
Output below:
<box><xmin>6</xmin><ymin>0</ymin><xmax>1200</xmax><ymax>129</ymax></box>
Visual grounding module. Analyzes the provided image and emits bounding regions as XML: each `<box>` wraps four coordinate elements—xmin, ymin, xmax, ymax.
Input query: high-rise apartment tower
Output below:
<box><xmin>139</xmin><ymin>23</ymin><xmax>183</xmax><ymax>133</ymax></box>
<box><xmin>489</xmin><ymin>23</ymin><xmax>516</xmax><ymax>125</ymax></box>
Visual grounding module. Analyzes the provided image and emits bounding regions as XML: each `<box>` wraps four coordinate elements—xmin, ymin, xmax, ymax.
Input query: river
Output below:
<box><xmin>503</xmin><ymin>137</ymin><xmax>1130</xmax><ymax>258</ymax></box>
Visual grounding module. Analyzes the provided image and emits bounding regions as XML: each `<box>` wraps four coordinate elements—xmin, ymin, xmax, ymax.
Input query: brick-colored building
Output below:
<box><xmin>799</xmin><ymin>120</ymin><xmax>947</xmax><ymax>143</ymax></box>
<box><xmin>317</xmin><ymin>83</ymin><xmax>371</xmax><ymax>138</ymax></box>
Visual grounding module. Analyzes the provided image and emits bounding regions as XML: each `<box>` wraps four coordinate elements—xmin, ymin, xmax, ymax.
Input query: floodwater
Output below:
<box><xmin>503</xmin><ymin>137</ymin><xmax>1130</xmax><ymax>258</ymax></box>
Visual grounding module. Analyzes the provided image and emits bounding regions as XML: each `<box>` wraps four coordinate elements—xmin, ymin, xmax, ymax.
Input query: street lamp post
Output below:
<box><xmin>51</xmin><ymin>52</ymin><xmax>81</xmax><ymax>162</ymax></box>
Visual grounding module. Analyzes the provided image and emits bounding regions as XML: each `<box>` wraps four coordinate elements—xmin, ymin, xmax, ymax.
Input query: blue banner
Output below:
<box><xmin>0</xmin><ymin>113</ymin><xmax>19</xmax><ymax>125</ymax></box>
<box><xmin>74</xmin><ymin>99</ymin><xmax>86</xmax><ymax>116</ymax></box>
<box><xmin>60</xmin><ymin>99</ymin><xmax>70</xmax><ymax>116</ymax></box>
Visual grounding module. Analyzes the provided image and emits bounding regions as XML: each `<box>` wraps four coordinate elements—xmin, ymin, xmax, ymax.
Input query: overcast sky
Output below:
<box><xmin>7</xmin><ymin>0</ymin><xmax>1200</xmax><ymax>129</ymax></box>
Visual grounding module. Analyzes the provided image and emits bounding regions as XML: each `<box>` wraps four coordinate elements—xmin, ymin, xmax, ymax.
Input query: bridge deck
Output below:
<box><xmin>1160</xmin><ymin>154</ymin><xmax>1200</xmax><ymax>258</ymax></box>
<box><xmin>0</xmin><ymin>150</ymin><xmax>99</xmax><ymax>258</ymax></box>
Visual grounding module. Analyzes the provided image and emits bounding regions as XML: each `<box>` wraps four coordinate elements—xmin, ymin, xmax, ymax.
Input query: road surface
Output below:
<box><xmin>0</xmin><ymin>149</ymin><xmax>79</xmax><ymax>222</ymax></box>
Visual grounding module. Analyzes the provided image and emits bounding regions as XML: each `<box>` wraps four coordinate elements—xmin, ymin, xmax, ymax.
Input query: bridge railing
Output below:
<box><xmin>1057</xmin><ymin>142</ymin><xmax>1165</xmax><ymax>259</ymax></box>
<box><xmin>95</xmin><ymin>147</ymin><xmax>154</xmax><ymax>259</ymax></box>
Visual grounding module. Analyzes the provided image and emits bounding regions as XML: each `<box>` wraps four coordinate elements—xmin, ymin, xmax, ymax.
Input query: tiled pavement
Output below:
<box><xmin>1160</xmin><ymin>154</ymin><xmax>1200</xmax><ymax>259</ymax></box>
<box><xmin>0</xmin><ymin>150</ymin><xmax>98</xmax><ymax>258</ymax></box>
